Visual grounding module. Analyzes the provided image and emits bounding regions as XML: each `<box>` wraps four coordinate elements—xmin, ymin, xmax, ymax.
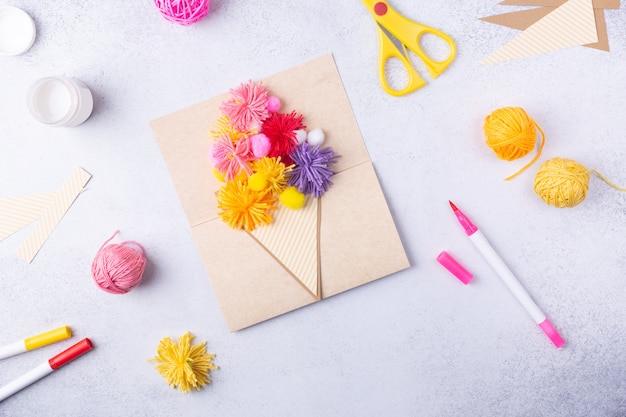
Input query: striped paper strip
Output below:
<box><xmin>249</xmin><ymin>195</ymin><xmax>320</xmax><ymax>299</ymax></box>
<box><xmin>17</xmin><ymin>167</ymin><xmax>92</xmax><ymax>263</ymax></box>
<box><xmin>0</xmin><ymin>193</ymin><xmax>56</xmax><ymax>240</ymax></box>
<box><xmin>481</xmin><ymin>0</ymin><xmax>597</xmax><ymax>65</ymax></box>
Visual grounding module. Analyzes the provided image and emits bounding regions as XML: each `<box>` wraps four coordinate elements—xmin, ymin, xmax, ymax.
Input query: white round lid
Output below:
<box><xmin>0</xmin><ymin>6</ymin><xmax>36</xmax><ymax>56</ymax></box>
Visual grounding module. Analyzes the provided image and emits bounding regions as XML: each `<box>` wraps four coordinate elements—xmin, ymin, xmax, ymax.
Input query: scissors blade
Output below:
<box><xmin>377</xmin><ymin>23</ymin><xmax>407</xmax><ymax>58</ymax></box>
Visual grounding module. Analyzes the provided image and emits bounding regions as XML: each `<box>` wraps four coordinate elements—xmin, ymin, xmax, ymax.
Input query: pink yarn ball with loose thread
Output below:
<box><xmin>91</xmin><ymin>232</ymin><xmax>147</xmax><ymax>295</ymax></box>
<box><xmin>153</xmin><ymin>0</ymin><xmax>210</xmax><ymax>26</ymax></box>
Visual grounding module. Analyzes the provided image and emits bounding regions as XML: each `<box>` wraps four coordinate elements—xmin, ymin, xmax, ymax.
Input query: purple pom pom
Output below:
<box><xmin>288</xmin><ymin>143</ymin><xmax>339</xmax><ymax>198</ymax></box>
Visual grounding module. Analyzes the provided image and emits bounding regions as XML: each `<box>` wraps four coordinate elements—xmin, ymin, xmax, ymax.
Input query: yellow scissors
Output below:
<box><xmin>361</xmin><ymin>0</ymin><xmax>456</xmax><ymax>96</ymax></box>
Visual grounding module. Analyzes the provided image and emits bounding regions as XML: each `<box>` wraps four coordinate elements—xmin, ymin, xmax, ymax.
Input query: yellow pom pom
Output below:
<box><xmin>251</xmin><ymin>157</ymin><xmax>292</xmax><ymax>194</ymax></box>
<box><xmin>148</xmin><ymin>332</ymin><xmax>218</xmax><ymax>394</ymax></box>
<box><xmin>279</xmin><ymin>186</ymin><xmax>306</xmax><ymax>209</ymax></box>
<box><xmin>248</xmin><ymin>172</ymin><xmax>268</xmax><ymax>191</ymax></box>
<box><xmin>217</xmin><ymin>181</ymin><xmax>276</xmax><ymax>231</ymax></box>
<box><xmin>534</xmin><ymin>158</ymin><xmax>590</xmax><ymax>208</ymax></box>
<box><xmin>213</xmin><ymin>168</ymin><xmax>225</xmax><ymax>182</ymax></box>
<box><xmin>484</xmin><ymin>107</ymin><xmax>545</xmax><ymax>180</ymax></box>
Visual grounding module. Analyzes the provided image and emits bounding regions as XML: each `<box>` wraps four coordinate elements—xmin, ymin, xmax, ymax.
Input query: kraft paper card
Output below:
<box><xmin>480</xmin><ymin>0</ymin><xmax>616</xmax><ymax>64</ymax></box>
<box><xmin>150</xmin><ymin>54</ymin><xmax>410</xmax><ymax>331</ymax></box>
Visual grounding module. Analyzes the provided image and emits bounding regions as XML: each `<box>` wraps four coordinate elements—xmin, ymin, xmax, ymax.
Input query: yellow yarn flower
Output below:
<box><xmin>149</xmin><ymin>332</ymin><xmax>218</xmax><ymax>394</ymax></box>
<box><xmin>217</xmin><ymin>180</ymin><xmax>277</xmax><ymax>231</ymax></box>
<box><xmin>251</xmin><ymin>156</ymin><xmax>293</xmax><ymax>194</ymax></box>
<box><xmin>210</xmin><ymin>115</ymin><xmax>256</xmax><ymax>142</ymax></box>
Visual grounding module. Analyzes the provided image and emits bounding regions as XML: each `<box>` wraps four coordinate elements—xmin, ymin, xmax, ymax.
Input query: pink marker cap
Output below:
<box><xmin>538</xmin><ymin>319</ymin><xmax>565</xmax><ymax>348</ymax></box>
<box><xmin>436</xmin><ymin>251</ymin><xmax>474</xmax><ymax>285</ymax></box>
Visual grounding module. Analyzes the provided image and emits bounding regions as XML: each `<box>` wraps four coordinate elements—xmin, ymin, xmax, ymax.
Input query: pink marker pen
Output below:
<box><xmin>449</xmin><ymin>201</ymin><xmax>565</xmax><ymax>348</ymax></box>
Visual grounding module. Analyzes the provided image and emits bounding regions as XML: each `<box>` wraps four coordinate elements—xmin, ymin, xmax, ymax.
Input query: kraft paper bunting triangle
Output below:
<box><xmin>482</xmin><ymin>0</ymin><xmax>619</xmax><ymax>51</ymax></box>
<box><xmin>498</xmin><ymin>0</ymin><xmax>618</xmax><ymax>7</ymax></box>
<box><xmin>249</xmin><ymin>195</ymin><xmax>321</xmax><ymax>300</ymax></box>
<box><xmin>0</xmin><ymin>167</ymin><xmax>91</xmax><ymax>262</ymax></box>
<box><xmin>481</xmin><ymin>0</ymin><xmax>603</xmax><ymax>64</ymax></box>
<box><xmin>0</xmin><ymin>193</ymin><xmax>56</xmax><ymax>240</ymax></box>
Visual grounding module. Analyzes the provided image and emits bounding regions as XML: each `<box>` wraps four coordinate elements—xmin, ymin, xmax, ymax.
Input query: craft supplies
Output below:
<box><xmin>0</xmin><ymin>326</ymin><xmax>71</xmax><ymax>360</ymax></box>
<box><xmin>153</xmin><ymin>0</ymin><xmax>210</xmax><ymax>25</ymax></box>
<box><xmin>306</xmin><ymin>128</ymin><xmax>325</xmax><ymax>146</ymax></box>
<box><xmin>279</xmin><ymin>186</ymin><xmax>306</xmax><ymax>209</ymax></box>
<box><xmin>0</xmin><ymin>6</ymin><xmax>36</xmax><ymax>56</ymax></box>
<box><xmin>480</xmin><ymin>0</ymin><xmax>619</xmax><ymax>64</ymax></box>
<box><xmin>360</xmin><ymin>0</ymin><xmax>456</xmax><ymax>96</ymax></box>
<box><xmin>481</xmin><ymin>0</ymin><xmax>619</xmax><ymax>53</ymax></box>
<box><xmin>534</xmin><ymin>157</ymin><xmax>626</xmax><ymax>208</ymax></box>
<box><xmin>436</xmin><ymin>251</ymin><xmax>473</xmax><ymax>285</ymax></box>
<box><xmin>91</xmin><ymin>231</ymin><xmax>146</xmax><ymax>294</ymax></box>
<box><xmin>449</xmin><ymin>201</ymin><xmax>565</xmax><ymax>348</ymax></box>
<box><xmin>210</xmin><ymin>80</ymin><xmax>339</xmax><ymax>231</ymax></box>
<box><xmin>0</xmin><ymin>338</ymin><xmax>93</xmax><ymax>402</ymax></box>
<box><xmin>483</xmin><ymin>107</ymin><xmax>545</xmax><ymax>180</ymax></box>
<box><xmin>149</xmin><ymin>332</ymin><xmax>217</xmax><ymax>394</ymax></box>
<box><xmin>27</xmin><ymin>76</ymin><xmax>93</xmax><ymax>127</ymax></box>
<box><xmin>151</xmin><ymin>55</ymin><xmax>409</xmax><ymax>331</ymax></box>
<box><xmin>0</xmin><ymin>167</ymin><xmax>92</xmax><ymax>263</ymax></box>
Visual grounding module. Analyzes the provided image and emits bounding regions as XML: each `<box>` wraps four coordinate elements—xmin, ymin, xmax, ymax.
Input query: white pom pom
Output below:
<box><xmin>294</xmin><ymin>129</ymin><xmax>308</xmax><ymax>144</ymax></box>
<box><xmin>306</xmin><ymin>128</ymin><xmax>325</xmax><ymax>146</ymax></box>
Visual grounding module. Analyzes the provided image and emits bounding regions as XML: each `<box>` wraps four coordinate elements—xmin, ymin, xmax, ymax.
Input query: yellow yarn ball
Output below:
<box><xmin>484</xmin><ymin>107</ymin><xmax>547</xmax><ymax>180</ymax></box>
<box><xmin>248</xmin><ymin>172</ymin><xmax>268</xmax><ymax>191</ymax></box>
<box><xmin>279</xmin><ymin>186</ymin><xmax>306</xmax><ymax>209</ymax></box>
<box><xmin>484</xmin><ymin>107</ymin><xmax>538</xmax><ymax>161</ymax></box>
<box><xmin>534</xmin><ymin>158</ymin><xmax>590</xmax><ymax>208</ymax></box>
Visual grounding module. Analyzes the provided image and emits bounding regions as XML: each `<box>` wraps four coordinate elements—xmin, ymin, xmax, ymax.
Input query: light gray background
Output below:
<box><xmin>1</xmin><ymin>1</ymin><xmax>625</xmax><ymax>416</ymax></box>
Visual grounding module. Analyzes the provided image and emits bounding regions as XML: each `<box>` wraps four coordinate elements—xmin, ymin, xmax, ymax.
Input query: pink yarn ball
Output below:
<box><xmin>153</xmin><ymin>0</ymin><xmax>210</xmax><ymax>26</ymax></box>
<box><xmin>91</xmin><ymin>232</ymin><xmax>146</xmax><ymax>295</ymax></box>
<box><xmin>250</xmin><ymin>133</ymin><xmax>271</xmax><ymax>158</ymax></box>
<box><xmin>266</xmin><ymin>96</ymin><xmax>281</xmax><ymax>113</ymax></box>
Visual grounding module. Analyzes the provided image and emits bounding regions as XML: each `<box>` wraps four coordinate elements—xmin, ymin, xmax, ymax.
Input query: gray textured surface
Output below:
<box><xmin>0</xmin><ymin>1</ymin><xmax>625</xmax><ymax>416</ymax></box>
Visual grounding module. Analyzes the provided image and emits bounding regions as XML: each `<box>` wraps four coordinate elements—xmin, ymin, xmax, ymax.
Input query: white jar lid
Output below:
<box><xmin>0</xmin><ymin>6</ymin><xmax>36</xmax><ymax>56</ymax></box>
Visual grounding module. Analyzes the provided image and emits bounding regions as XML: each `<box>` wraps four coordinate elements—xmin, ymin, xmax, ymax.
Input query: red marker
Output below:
<box><xmin>0</xmin><ymin>338</ymin><xmax>93</xmax><ymax>401</ymax></box>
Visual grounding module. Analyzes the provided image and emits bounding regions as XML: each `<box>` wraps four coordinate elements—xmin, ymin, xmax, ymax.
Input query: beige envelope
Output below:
<box><xmin>150</xmin><ymin>54</ymin><xmax>409</xmax><ymax>331</ymax></box>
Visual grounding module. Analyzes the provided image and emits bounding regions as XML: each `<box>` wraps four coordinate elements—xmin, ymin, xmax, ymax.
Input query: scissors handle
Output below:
<box><xmin>367</xmin><ymin>0</ymin><xmax>457</xmax><ymax>96</ymax></box>
<box><xmin>376</xmin><ymin>25</ymin><xmax>426</xmax><ymax>97</ymax></box>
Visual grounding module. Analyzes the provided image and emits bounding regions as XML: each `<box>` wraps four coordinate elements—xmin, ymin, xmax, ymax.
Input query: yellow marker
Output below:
<box><xmin>0</xmin><ymin>326</ymin><xmax>72</xmax><ymax>360</ymax></box>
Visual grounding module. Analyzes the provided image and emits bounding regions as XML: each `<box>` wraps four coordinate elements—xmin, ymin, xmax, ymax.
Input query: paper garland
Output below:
<box><xmin>0</xmin><ymin>167</ymin><xmax>91</xmax><ymax>262</ymax></box>
<box><xmin>480</xmin><ymin>0</ymin><xmax>619</xmax><ymax>64</ymax></box>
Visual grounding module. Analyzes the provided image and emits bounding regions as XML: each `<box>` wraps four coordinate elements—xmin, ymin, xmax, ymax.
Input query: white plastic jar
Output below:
<box><xmin>0</xmin><ymin>6</ymin><xmax>36</xmax><ymax>56</ymax></box>
<box><xmin>27</xmin><ymin>76</ymin><xmax>94</xmax><ymax>127</ymax></box>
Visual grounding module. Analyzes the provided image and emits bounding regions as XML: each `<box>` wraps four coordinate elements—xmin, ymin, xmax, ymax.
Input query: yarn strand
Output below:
<box><xmin>591</xmin><ymin>169</ymin><xmax>626</xmax><ymax>192</ymax></box>
<box><xmin>504</xmin><ymin>124</ymin><xmax>545</xmax><ymax>181</ymax></box>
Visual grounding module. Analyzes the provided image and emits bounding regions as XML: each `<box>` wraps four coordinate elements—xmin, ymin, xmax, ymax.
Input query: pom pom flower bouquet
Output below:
<box><xmin>209</xmin><ymin>80</ymin><xmax>339</xmax><ymax>232</ymax></box>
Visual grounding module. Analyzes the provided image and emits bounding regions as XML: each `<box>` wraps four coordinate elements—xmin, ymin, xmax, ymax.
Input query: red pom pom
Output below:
<box><xmin>262</xmin><ymin>111</ymin><xmax>305</xmax><ymax>164</ymax></box>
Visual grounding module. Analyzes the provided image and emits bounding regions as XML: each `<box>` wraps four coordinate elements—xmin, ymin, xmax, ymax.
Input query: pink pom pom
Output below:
<box><xmin>208</xmin><ymin>143</ymin><xmax>219</xmax><ymax>164</ymax></box>
<box><xmin>250</xmin><ymin>133</ymin><xmax>271</xmax><ymax>158</ymax></box>
<box><xmin>91</xmin><ymin>232</ymin><xmax>146</xmax><ymax>295</ymax></box>
<box><xmin>153</xmin><ymin>0</ymin><xmax>210</xmax><ymax>26</ymax></box>
<box><xmin>267</xmin><ymin>96</ymin><xmax>281</xmax><ymax>113</ymax></box>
